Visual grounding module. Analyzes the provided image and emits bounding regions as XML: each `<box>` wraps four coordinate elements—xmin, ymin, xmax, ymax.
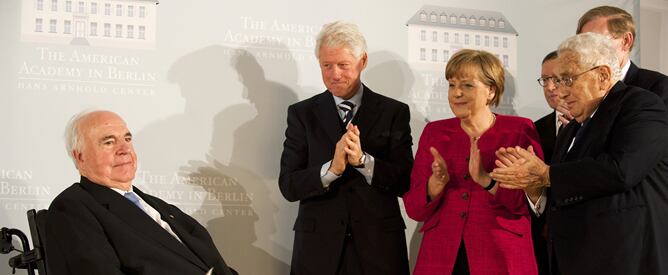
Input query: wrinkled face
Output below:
<box><xmin>554</xmin><ymin>52</ymin><xmax>605</xmax><ymax>123</ymax></box>
<box><xmin>541</xmin><ymin>58</ymin><xmax>561</xmax><ymax>109</ymax></box>
<box><xmin>74</xmin><ymin>111</ymin><xmax>137</xmax><ymax>189</ymax></box>
<box><xmin>447</xmin><ymin>68</ymin><xmax>495</xmax><ymax>119</ymax></box>
<box><xmin>580</xmin><ymin>16</ymin><xmax>627</xmax><ymax>67</ymax></box>
<box><xmin>318</xmin><ymin>45</ymin><xmax>367</xmax><ymax>100</ymax></box>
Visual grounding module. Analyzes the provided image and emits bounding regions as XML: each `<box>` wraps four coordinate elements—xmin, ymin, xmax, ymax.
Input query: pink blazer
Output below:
<box><xmin>404</xmin><ymin>114</ymin><xmax>542</xmax><ymax>275</ymax></box>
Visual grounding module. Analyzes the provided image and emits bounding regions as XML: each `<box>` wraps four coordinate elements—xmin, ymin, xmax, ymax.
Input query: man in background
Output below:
<box><xmin>532</xmin><ymin>50</ymin><xmax>573</xmax><ymax>275</ymax></box>
<box><xmin>279</xmin><ymin>21</ymin><xmax>413</xmax><ymax>275</ymax></box>
<box><xmin>577</xmin><ymin>5</ymin><xmax>668</xmax><ymax>106</ymax></box>
<box><xmin>46</xmin><ymin>110</ymin><xmax>237</xmax><ymax>275</ymax></box>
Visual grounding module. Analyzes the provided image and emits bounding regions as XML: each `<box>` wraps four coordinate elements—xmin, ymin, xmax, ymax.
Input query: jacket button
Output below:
<box><xmin>461</xmin><ymin>192</ymin><xmax>469</xmax><ymax>200</ymax></box>
<box><xmin>459</xmin><ymin>212</ymin><xmax>467</xmax><ymax>218</ymax></box>
<box><xmin>464</xmin><ymin>174</ymin><xmax>470</xmax><ymax>180</ymax></box>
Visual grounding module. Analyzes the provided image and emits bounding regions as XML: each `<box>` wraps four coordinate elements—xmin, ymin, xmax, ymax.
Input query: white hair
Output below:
<box><xmin>315</xmin><ymin>21</ymin><xmax>367</xmax><ymax>60</ymax></box>
<box><xmin>64</xmin><ymin>109</ymin><xmax>98</xmax><ymax>168</ymax></box>
<box><xmin>557</xmin><ymin>32</ymin><xmax>621</xmax><ymax>81</ymax></box>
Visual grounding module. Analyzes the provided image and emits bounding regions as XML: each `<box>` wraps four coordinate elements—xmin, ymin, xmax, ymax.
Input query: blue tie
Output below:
<box><xmin>339</xmin><ymin>101</ymin><xmax>355</xmax><ymax>126</ymax></box>
<box><xmin>124</xmin><ymin>191</ymin><xmax>145</xmax><ymax>211</ymax></box>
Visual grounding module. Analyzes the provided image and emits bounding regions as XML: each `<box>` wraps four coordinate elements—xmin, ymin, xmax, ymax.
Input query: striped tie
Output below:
<box><xmin>339</xmin><ymin>101</ymin><xmax>355</xmax><ymax>126</ymax></box>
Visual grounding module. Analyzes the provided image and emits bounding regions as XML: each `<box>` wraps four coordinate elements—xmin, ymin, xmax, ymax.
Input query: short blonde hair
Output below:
<box><xmin>445</xmin><ymin>49</ymin><xmax>505</xmax><ymax>107</ymax></box>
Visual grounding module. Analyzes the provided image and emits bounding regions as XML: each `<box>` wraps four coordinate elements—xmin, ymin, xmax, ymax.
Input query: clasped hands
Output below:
<box><xmin>328</xmin><ymin>123</ymin><xmax>365</xmax><ymax>175</ymax></box>
<box><xmin>489</xmin><ymin>145</ymin><xmax>550</xmax><ymax>199</ymax></box>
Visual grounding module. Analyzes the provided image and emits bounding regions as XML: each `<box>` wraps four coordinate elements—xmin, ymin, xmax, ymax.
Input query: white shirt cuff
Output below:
<box><xmin>526</xmin><ymin>189</ymin><xmax>547</xmax><ymax>216</ymax></box>
<box><xmin>320</xmin><ymin>160</ymin><xmax>340</xmax><ymax>188</ymax></box>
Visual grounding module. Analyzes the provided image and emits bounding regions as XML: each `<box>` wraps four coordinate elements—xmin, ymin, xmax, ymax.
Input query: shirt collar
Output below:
<box><xmin>111</xmin><ymin>185</ymin><xmax>136</xmax><ymax>196</ymax></box>
<box><xmin>620</xmin><ymin>59</ymin><xmax>631</xmax><ymax>81</ymax></box>
<box><xmin>332</xmin><ymin>83</ymin><xmax>364</xmax><ymax>107</ymax></box>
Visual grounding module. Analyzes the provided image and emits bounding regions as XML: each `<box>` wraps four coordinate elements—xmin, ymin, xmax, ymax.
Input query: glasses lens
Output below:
<box><xmin>565</xmin><ymin>78</ymin><xmax>573</xmax><ymax>87</ymax></box>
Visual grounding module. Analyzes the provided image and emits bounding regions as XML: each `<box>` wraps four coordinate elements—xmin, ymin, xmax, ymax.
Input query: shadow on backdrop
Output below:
<box><xmin>364</xmin><ymin>51</ymin><xmax>426</xmax><ymax>272</ymax></box>
<box><xmin>492</xmin><ymin>70</ymin><xmax>518</xmax><ymax>116</ymax></box>
<box><xmin>169</xmin><ymin>45</ymin><xmax>302</xmax><ymax>274</ymax></box>
<box><xmin>137</xmin><ymin>44</ymin><xmax>290</xmax><ymax>274</ymax></box>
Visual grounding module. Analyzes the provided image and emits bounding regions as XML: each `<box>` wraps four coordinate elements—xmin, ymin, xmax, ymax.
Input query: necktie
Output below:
<box><xmin>339</xmin><ymin>101</ymin><xmax>355</xmax><ymax>126</ymax></box>
<box><xmin>124</xmin><ymin>191</ymin><xmax>145</xmax><ymax>211</ymax></box>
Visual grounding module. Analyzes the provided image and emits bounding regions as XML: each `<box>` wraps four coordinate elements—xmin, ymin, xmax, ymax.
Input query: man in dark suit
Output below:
<box><xmin>534</xmin><ymin>50</ymin><xmax>573</xmax><ymax>164</ymax></box>
<box><xmin>279</xmin><ymin>21</ymin><xmax>413</xmax><ymax>275</ymax></box>
<box><xmin>531</xmin><ymin>50</ymin><xmax>571</xmax><ymax>275</ymax></box>
<box><xmin>46</xmin><ymin>110</ymin><xmax>237</xmax><ymax>275</ymax></box>
<box><xmin>491</xmin><ymin>33</ymin><xmax>668</xmax><ymax>275</ymax></box>
<box><xmin>577</xmin><ymin>5</ymin><xmax>668</xmax><ymax>107</ymax></box>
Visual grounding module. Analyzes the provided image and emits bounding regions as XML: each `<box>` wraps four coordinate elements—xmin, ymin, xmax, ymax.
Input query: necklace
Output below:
<box><xmin>471</xmin><ymin>113</ymin><xmax>496</xmax><ymax>141</ymax></box>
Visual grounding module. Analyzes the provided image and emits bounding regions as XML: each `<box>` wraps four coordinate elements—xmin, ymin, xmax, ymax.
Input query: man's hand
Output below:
<box><xmin>556</xmin><ymin>102</ymin><xmax>574</xmax><ymax>126</ymax></box>
<box><xmin>428</xmin><ymin>147</ymin><xmax>449</xmax><ymax>200</ymax></box>
<box><xmin>491</xmin><ymin>146</ymin><xmax>550</xmax><ymax>190</ymax></box>
<box><xmin>344</xmin><ymin>124</ymin><xmax>364</xmax><ymax>166</ymax></box>
<box><xmin>329</xmin><ymin>136</ymin><xmax>348</xmax><ymax>175</ymax></box>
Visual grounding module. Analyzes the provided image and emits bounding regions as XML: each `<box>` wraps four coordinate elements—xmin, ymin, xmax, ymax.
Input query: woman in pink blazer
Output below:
<box><xmin>403</xmin><ymin>49</ymin><xmax>542</xmax><ymax>275</ymax></box>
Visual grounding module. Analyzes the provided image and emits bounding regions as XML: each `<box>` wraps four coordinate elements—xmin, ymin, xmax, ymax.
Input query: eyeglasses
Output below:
<box><xmin>553</xmin><ymin>66</ymin><xmax>601</xmax><ymax>88</ymax></box>
<box><xmin>537</xmin><ymin>76</ymin><xmax>555</xmax><ymax>87</ymax></box>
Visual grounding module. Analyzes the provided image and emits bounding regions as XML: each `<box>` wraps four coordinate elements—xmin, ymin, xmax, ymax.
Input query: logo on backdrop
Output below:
<box><xmin>221</xmin><ymin>16</ymin><xmax>320</xmax><ymax>61</ymax></box>
<box><xmin>0</xmin><ymin>169</ymin><xmax>51</xmax><ymax>212</ymax></box>
<box><xmin>16</xmin><ymin>0</ymin><xmax>158</xmax><ymax>96</ymax></box>
<box><xmin>406</xmin><ymin>5</ymin><xmax>519</xmax><ymax>119</ymax></box>
<box><xmin>20</xmin><ymin>0</ymin><xmax>156</xmax><ymax>49</ymax></box>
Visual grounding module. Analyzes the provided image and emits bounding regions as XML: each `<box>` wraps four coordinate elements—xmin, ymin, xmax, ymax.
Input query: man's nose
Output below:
<box><xmin>557</xmin><ymin>86</ymin><xmax>568</xmax><ymax>99</ymax></box>
<box><xmin>117</xmin><ymin>141</ymin><xmax>131</xmax><ymax>154</ymax></box>
<box><xmin>331</xmin><ymin>67</ymin><xmax>342</xmax><ymax>79</ymax></box>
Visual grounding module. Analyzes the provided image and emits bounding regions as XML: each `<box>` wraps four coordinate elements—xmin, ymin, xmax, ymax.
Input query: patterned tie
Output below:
<box><xmin>124</xmin><ymin>191</ymin><xmax>145</xmax><ymax>211</ymax></box>
<box><xmin>339</xmin><ymin>101</ymin><xmax>355</xmax><ymax>126</ymax></box>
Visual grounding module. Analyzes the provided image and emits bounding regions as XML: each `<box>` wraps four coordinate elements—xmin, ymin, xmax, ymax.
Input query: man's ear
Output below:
<box><xmin>598</xmin><ymin>66</ymin><xmax>612</xmax><ymax>82</ymax></box>
<box><xmin>620</xmin><ymin>32</ymin><xmax>634</xmax><ymax>53</ymax></box>
<box><xmin>72</xmin><ymin>150</ymin><xmax>84</xmax><ymax>167</ymax></box>
<box><xmin>360</xmin><ymin>52</ymin><xmax>368</xmax><ymax>70</ymax></box>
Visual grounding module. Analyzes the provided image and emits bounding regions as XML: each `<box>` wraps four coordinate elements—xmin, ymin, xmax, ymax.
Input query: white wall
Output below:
<box><xmin>640</xmin><ymin>0</ymin><xmax>668</xmax><ymax>73</ymax></box>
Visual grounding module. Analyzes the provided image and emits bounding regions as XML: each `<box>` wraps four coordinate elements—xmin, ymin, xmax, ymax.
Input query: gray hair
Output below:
<box><xmin>557</xmin><ymin>32</ymin><xmax>621</xmax><ymax>81</ymax></box>
<box><xmin>64</xmin><ymin>109</ymin><xmax>97</xmax><ymax>167</ymax></box>
<box><xmin>315</xmin><ymin>21</ymin><xmax>367</xmax><ymax>60</ymax></box>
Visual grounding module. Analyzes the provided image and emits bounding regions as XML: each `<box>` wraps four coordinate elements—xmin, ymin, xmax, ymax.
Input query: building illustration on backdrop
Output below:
<box><xmin>406</xmin><ymin>5</ymin><xmax>519</xmax><ymax>115</ymax></box>
<box><xmin>21</xmin><ymin>0</ymin><xmax>157</xmax><ymax>49</ymax></box>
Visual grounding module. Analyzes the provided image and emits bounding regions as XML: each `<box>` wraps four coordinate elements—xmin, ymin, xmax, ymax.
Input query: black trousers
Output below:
<box><xmin>336</xmin><ymin>233</ymin><xmax>362</xmax><ymax>275</ymax></box>
<box><xmin>452</xmin><ymin>240</ymin><xmax>470</xmax><ymax>275</ymax></box>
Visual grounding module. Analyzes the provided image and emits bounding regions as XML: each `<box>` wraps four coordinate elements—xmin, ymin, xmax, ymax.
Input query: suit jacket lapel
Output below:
<box><xmin>565</xmin><ymin>82</ymin><xmax>626</xmax><ymax>160</ymax></box>
<box><xmin>354</xmin><ymin>85</ymin><xmax>382</xmax><ymax>142</ymax></box>
<box><xmin>552</xmin><ymin>120</ymin><xmax>580</xmax><ymax>163</ymax></box>
<box><xmin>79</xmin><ymin>178</ymin><xmax>208</xmax><ymax>271</ymax></box>
<box><xmin>313</xmin><ymin>91</ymin><xmax>344</xmax><ymax>146</ymax></box>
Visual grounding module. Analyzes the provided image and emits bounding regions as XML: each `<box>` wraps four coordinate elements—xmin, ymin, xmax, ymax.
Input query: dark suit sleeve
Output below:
<box><xmin>46</xmin><ymin>198</ymin><xmax>125</xmax><ymax>275</ymax></box>
<box><xmin>279</xmin><ymin>105</ymin><xmax>330</xmax><ymax>202</ymax></box>
<box><xmin>550</xmin><ymin>91</ymin><xmax>668</xmax><ymax>204</ymax></box>
<box><xmin>367</xmin><ymin>103</ymin><xmax>414</xmax><ymax>196</ymax></box>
